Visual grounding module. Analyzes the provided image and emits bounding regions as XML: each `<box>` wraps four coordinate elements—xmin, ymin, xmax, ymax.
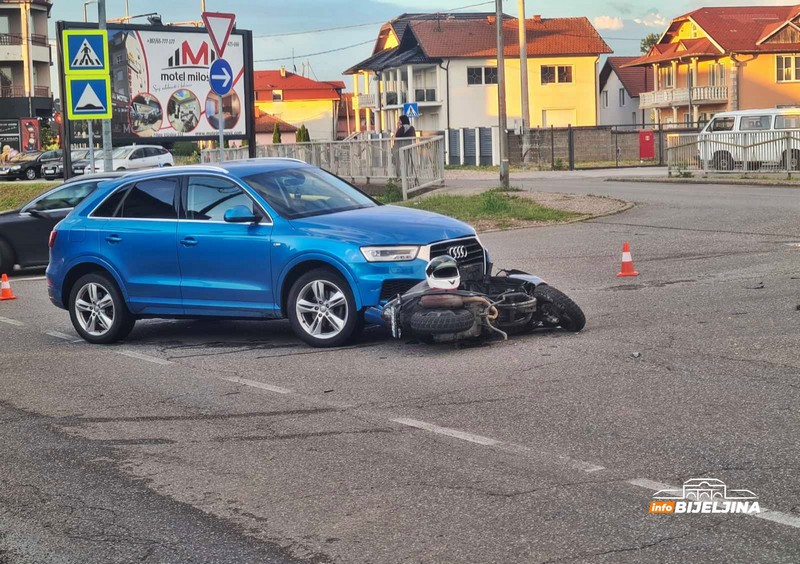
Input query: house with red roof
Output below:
<box><xmin>625</xmin><ymin>5</ymin><xmax>800</xmax><ymax>126</ymax></box>
<box><xmin>598</xmin><ymin>57</ymin><xmax>655</xmax><ymax>126</ymax></box>
<box><xmin>254</xmin><ymin>68</ymin><xmax>345</xmax><ymax>141</ymax></box>
<box><xmin>344</xmin><ymin>12</ymin><xmax>611</xmax><ymax>132</ymax></box>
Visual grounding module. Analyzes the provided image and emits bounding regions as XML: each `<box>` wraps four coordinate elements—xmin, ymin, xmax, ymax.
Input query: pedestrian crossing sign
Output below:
<box><xmin>403</xmin><ymin>103</ymin><xmax>420</xmax><ymax>118</ymax></box>
<box><xmin>65</xmin><ymin>76</ymin><xmax>112</xmax><ymax>120</ymax></box>
<box><xmin>63</xmin><ymin>30</ymin><xmax>109</xmax><ymax>75</ymax></box>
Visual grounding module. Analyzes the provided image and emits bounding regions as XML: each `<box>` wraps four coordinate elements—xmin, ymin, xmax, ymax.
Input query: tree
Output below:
<box><xmin>296</xmin><ymin>124</ymin><xmax>310</xmax><ymax>143</ymax></box>
<box><xmin>640</xmin><ymin>33</ymin><xmax>660</xmax><ymax>54</ymax></box>
<box><xmin>272</xmin><ymin>122</ymin><xmax>281</xmax><ymax>144</ymax></box>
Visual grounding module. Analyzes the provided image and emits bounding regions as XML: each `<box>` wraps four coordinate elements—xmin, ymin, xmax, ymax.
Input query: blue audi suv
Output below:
<box><xmin>47</xmin><ymin>159</ymin><xmax>486</xmax><ymax>347</ymax></box>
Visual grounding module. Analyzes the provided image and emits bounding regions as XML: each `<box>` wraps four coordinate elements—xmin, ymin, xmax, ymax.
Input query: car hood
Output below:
<box><xmin>0</xmin><ymin>208</ymin><xmax>22</xmax><ymax>218</ymax></box>
<box><xmin>288</xmin><ymin>205</ymin><xmax>475</xmax><ymax>245</ymax></box>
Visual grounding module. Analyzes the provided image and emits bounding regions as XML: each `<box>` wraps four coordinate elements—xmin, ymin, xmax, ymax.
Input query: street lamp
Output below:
<box><xmin>83</xmin><ymin>0</ymin><xmax>98</xmax><ymax>23</ymax></box>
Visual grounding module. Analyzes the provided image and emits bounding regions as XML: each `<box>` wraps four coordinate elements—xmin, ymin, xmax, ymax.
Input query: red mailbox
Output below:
<box><xmin>639</xmin><ymin>130</ymin><xmax>655</xmax><ymax>160</ymax></box>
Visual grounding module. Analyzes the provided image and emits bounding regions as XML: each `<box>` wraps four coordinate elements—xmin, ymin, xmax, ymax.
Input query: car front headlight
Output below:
<box><xmin>360</xmin><ymin>246</ymin><xmax>419</xmax><ymax>262</ymax></box>
<box><xmin>10</xmin><ymin>165</ymin><xmax>21</xmax><ymax>170</ymax></box>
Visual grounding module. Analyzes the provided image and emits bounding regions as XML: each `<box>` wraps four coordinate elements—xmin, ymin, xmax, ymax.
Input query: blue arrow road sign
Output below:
<box><xmin>403</xmin><ymin>103</ymin><xmax>419</xmax><ymax>118</ymax></box>
<box><xmin>209</xmin><ymin>59</ymin><xmax>233</xmax><ymax>96</ymax></box>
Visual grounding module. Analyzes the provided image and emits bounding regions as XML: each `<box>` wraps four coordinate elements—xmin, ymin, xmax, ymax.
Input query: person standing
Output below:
<box><xmin>394</xmin><ymin>115</ymin><xmax>416</xmax><ymax>139</ymax></box>
<box><xmin>392</xmin><ymin>115</ymin><xmax>416</xmax><ymax>175</ymax></box>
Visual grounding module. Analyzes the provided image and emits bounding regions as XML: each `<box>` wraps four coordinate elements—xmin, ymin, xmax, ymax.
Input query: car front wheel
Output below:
<box><xmin>68</xmin><ymin>273</ymin><xmax>135</xmax><ymax>344</ymax></box>
<box><xmin>287</xmin><ymin>268</ymin><xmax>359</xmax><ymax>348</ymax></box>
<box><xmin>25</xmin><ymin>168</ymin><xmax>37</xmax><ymax>180</ymax></box>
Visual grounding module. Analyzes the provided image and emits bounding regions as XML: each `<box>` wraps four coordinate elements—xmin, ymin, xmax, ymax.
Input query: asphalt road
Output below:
<box><xmin>1</xmin><ymin>178</ymin><xmax>799</xmax><ymax>563</ymax></box>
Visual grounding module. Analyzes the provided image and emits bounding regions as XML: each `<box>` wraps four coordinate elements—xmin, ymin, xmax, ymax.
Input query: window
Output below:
<box><xmin>740</xmin><ymin>115</ymin><xmax>771</xmax><ymax>131</ymax></box>
<box><xmin>483</xmin><ymin>67</ymin><xmax>498</xmax><ymax>84</ymax></box>
<box><xmin>0</xmin><ymin>65</ymin><xmax>12</xmax><ymax>87</ymax></box>
<box><xmin>467</xmin><ymin>67</ymin><xmax>483</xmax><ymax>85</ymax></box>
<box><xmin>119</xmin><ymin>178</ymin><xmax>177</xmax><ymax>219</ymax></box>
<box><xmin>663</xmin><ymin>66</ymin><xmax>674</xmax><ymax>88</ymax></box>
<box><xmin>272</xmin><ymin>89</ymin><xmax>283</xmax><ymax>101</ymax></box>
<box><xmin>709</xmin><ymin>117</ymin><xmax>735</xmax><ymax>132</ymax></box>
<box><xmin>709</xmin><ymin>63</ymin><xmax>726</xmax><ymax>87</ymax></box>
<box><xmin>93</xmin><ymin>187</ymin><xmax>128</xmax><ymax>218</ymax></box>
<box><xmin>619</xmin><ymin>88</ymin><xmax>626</xmax><ymax>107</ymax></box>
<box><xmin>632</xmin><ymin>112</ymin><xmax>638</xmax><ymax>125</ymax></box>
<box><xmin>185</xmin><ymin>176</ymin><xmax>256</xmax><ymax>222</ymax></box>
<box><xmin>776</xmin><ymin>114</ymin><xmax>800</xmax><ymax>129</ymax></box>
<box><xmin>776</xmin><ymin>55</ymin><xmax>800</xmax><ymax>82</ymax></box>
<box><xmin>27</xmin><ymin>182</ymin><xmax>98</xmax><ymax>212</ymax></box>
<box><xmin>541</xmin><ymin>65</ymin><xmax>573</xmax><ymax>85</ymax></box>
<box><xmin>601</xmin><ymin>90</ymin><xmax>608</xmax><ymax>108</ymax></box>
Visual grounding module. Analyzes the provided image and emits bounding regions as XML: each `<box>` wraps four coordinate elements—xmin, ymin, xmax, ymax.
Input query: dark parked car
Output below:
<box><xmin>0</xmin><ymin>150</ymin><xmax>63</xmax><ymax>181</ymax></box>
<box><xmin>0</xmin><ymin>174</ymin><xmax>121</xmax><ymax>273</ymax></box>
<box><xmin>42</xmin><ymin>149</ymin><xmax>91</xmax><ymax>180</ymax></box>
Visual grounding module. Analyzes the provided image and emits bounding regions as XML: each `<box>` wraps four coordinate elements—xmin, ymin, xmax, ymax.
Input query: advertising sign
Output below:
<box><xmin>60</xmin><ymin>22</ymin><xmax>253</xmax><ymax>144</ymax></box>
<box><xmin>0</xmin><ymin>120</ymin><xmax>21</xmax><ymax>152</ymax></box>
<box><xmin>20</xmin><ymin>118</ymin><xmax>40</xmax><ymax>152</ymax></box>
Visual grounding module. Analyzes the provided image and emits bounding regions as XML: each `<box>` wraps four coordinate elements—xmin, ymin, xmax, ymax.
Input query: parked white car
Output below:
<box><xmin>698</xmin><ymin>108</ymin><xmax>800</xmax><ymax>171</ymax></box>
<box><xmin>85</xmin><ymin>145</ymin><xmax>174</xmax><ymax>173</ymax></box>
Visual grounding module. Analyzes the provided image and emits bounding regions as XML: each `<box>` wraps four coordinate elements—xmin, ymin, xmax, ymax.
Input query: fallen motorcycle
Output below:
<box><xmin>381</xmin><ymin>255</ymin><xmax>585</xmax><ymax>343</ymax></box>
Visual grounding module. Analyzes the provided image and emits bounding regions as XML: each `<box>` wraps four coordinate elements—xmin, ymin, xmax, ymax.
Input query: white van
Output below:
<box><xmin>699</xmin><ymin>108</ymin><xmax>800</xmax><ymax>171</ymax></box>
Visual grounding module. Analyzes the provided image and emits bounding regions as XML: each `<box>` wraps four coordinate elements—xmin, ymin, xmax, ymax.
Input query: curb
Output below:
<box><xmin>605</xmin><ymin>177</ymin><xmax>800</xmax><ymax>188</ymax></box>
<box><xmin>476</xmin><ymin>198</ymin><xmax>635</xmax><ymax>234</ymax></box>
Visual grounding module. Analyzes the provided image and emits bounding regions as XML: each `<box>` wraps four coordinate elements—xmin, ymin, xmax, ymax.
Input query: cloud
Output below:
<box><xmin>634</xmin><ymin>10</ymin><xmax>669</xmax><ymax>28</ymax></box>
<box><xmin>609</xmin><ymin>2</ymin><xmax>635</xmax><ymax>15</ymax></box>
<box><xmin>593</xmin><ymin>16</ymin><xmax>624</xmax><ymax>31</ymax></box>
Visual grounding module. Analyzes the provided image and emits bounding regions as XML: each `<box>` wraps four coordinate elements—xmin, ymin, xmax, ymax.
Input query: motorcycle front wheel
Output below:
<box><xmin>533</xmin><ymin>285</ymin><xmax>586</xmax><ymax>332</ymax></box>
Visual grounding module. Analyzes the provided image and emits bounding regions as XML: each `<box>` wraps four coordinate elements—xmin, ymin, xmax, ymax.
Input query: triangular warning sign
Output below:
<box><xmin>71</xmin><ymin>39</ymin><xmax>102</xmax><ymax>68</ymax></box>
<box><xmin>202</xmin><ymin>12</ymin><xmax>236</xmax><ymax>57</ymax></box>
<box><xmin>75</xmin><ymin>84</ymin><xmax>105</xmax><ymax>112</ymax></box>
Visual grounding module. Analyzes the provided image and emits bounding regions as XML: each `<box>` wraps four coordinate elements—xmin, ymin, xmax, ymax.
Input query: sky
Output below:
<box><xmin>50</xmin><ymin>0</ymin><xmax>799</xmax><ymax>96</ymax></box>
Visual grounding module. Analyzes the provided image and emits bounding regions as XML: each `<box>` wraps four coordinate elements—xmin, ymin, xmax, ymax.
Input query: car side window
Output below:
<box><xmin>185</xmin><ymin>176</ymin><xmax>256</xmax><ymax>221</ymax></box>
<box><xmin>27</xmin><ymin>181</ymin><xmax>98</xmax><ymax>211</ymax></box>
<box><xmin>92</xmin><ymin>186</ymin><xmax>129</xmax><ymax>218</ymax></box>
<box><xmin>119</xmin><ymin>178</ymin><xmax>178</xmax><ymax>219</ymax></box>
<box><xmin>145</xmin><ymin>147</ymin><xmax>161</xmax><ymax>157</ymax></box>
<box><xmin>740</xmin><ymin>116</ymin><xmax>771</xmax><ymax>131</ymax></box>
<box><xmin>710</xmin><ymin>117</ymin><xmax>735</xmax><ymax>132</ymax></box>
<box><xmin>130</xmin><ymin>149</ymin><xmax>145</xmax><ymax>160</ymax></box>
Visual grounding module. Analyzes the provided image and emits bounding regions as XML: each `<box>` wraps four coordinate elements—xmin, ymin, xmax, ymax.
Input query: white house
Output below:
<box><xmin>344</xmin><ymin>12</ymin><xmax>611</xmax><ymax>133</ymax></box>
<box><xmin>598</xmin><ymin>57</ymin><xmax>654</xmax><ymax>126</ymax></box>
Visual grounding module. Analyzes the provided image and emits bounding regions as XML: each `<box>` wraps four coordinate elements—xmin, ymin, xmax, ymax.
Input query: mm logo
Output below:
<box><xmin>167</xmin><ymin>41</ymin><xmax>217</xmax><ymax>69</ymax></box>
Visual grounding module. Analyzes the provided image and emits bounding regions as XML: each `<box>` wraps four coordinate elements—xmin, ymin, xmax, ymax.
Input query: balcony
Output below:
<box><xmin>0</xmin><ymin>33</ymin><xmax>22</xmax><ymax>46</ymax></box>
<box><xmin>30</xmin><ymin>33</ymin><xmax>48</xmax><ymax>47</ymax></box>
<box><xmin>640</xmin><ymin>86</ymin><xmax>728</xmax><ymax>109</ymax></box>
<box><xmin>33</xmin><ymin>85</ymin><xmax>50</xmax><ymax>97</ymax></box>
<box><xmin>0</xmin><ymin>86</ymin><xmax>23</xmax><ymax>98</ymax></box>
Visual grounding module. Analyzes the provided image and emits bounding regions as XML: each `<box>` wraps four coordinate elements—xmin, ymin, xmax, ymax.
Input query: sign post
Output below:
<box><xmin>202</xmin><ymin>11</ymin><xmax>236</xmax><ymax>163</ymax></box>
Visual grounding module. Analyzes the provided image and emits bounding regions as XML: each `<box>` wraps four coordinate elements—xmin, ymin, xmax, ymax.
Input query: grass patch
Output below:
<box><xmin>0</xmin><ymin>181</ymin><xmax>59</xmax><ymax>211</ymax></box>
<box><xmin>395</xmin><ymin>189</ymin><xmax>579</xmax><ymax>230</ymax></box>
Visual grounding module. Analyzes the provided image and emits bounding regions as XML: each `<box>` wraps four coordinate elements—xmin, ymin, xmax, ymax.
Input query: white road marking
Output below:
<box><xmin>219</xmin><ymin>376</ymin><xmax>292</xmax><ymax>395</ymax></box>
<box><xmin>45</xmin><ymin>330</ymin><xmax>76</xmax><ymax>341</ymax></box>
<box><xmin>0</xmin><ymin>316</ymin><xmax>24</xmax><ymax>327</ymax></box>
<box><xmin>391</xmin><ymin>418</ymin><xmax>500</xmax><ymax>446</ymax></box>
<box><xmin>115</xmin><ymin>349</ymin><xmax>171</xmax><ymax>366</ymax></box>
<box><xmin>497</xmin><ymin>442</ymin><xmax>605</xmax><ymax>473</ymax></box>
<box><xmin>627</xmin><ymin>477</ymin><xmax>800</xmax><ymax>529</ymax></box>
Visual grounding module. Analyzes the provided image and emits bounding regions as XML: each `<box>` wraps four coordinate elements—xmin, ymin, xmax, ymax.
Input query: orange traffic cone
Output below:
<box><xmin>617</xmin><ymin>242</ymin><xmax>639</xmax><ymax>277</ymax></box>
<box><xmin>0</xmin><ymin>274</ymin><xmax>16</xmax><ymax>300</ymax></box>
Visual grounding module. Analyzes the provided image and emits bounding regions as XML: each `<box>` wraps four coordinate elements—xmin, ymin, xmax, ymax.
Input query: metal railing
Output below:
<box><xmin>398</xmin><ymin>135</ymin><xmax>445</xmax><ymax>198</ymax></box>
<box><xmin>0</xmin><ymin>33</ymin><xmax>23</xmax><ymax>45</ymax></box>
<box><xmin>201</xmin><ymin>136</ymin><xmax>445</xmax><ymax>199</ymax></box>
<box><xmin>0</xmin><ymin>86</ymin><xmax>23</xmax><ymax>98</ymax></box>
<box><xmin>33</xmin><ymin>85</ymin><xmax>50</xmax><ymax>97</ymax></box>
<box><xmin>30</xmin><ymin>33</ymin><xmax>48</xmax><ymax>47</ymax></box>
<box><xmin>667</xmin><ymin>131</ymin><xmax>800</xmax><ymax>174</ymax></box>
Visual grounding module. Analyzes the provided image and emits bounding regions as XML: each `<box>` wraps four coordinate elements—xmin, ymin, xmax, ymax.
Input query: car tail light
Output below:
<box><xmin>48</xmin><ymin>230</ymin><xmax>57</xmax><ymax>248</ymax></box>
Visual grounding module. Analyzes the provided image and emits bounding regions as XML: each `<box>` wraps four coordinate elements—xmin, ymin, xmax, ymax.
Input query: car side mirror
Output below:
<box><xmin>223</xmin><ymin>205</ymin><xmax>259</xmax><ymax>223</ymax></box>
<box><xmin>27</xmin><ymin>208</ymin><xmax>49</xmax><ymax>218</ymax></box>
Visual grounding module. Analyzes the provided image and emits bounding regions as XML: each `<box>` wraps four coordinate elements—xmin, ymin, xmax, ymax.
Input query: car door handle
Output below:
<box><xmin>105</xmin><ymin>235</ymin><xmax>122</xmax><ymax>244</ymax></box>
<box><xmin>180</xmin><ymin>237</ymin><xmax>199</xmax><ymax>247</ymax></box>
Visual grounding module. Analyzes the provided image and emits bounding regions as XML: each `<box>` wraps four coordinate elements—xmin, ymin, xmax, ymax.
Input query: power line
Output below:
<box><xmin>254</xmin><ymin>40</ymin><xmax>374</xmax><ymax>63</ymax></box>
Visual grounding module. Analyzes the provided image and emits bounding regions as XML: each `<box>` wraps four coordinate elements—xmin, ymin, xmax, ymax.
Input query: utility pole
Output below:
<box><xmin>98</xmin><ymin>0</ymin><xmax>113</xmax><ymax>172</ymax></box>
<box><xmin>518</xmin><ymin>0</ymin><xmax>530</xmax><ymax>164</ymax></box>
<box><xmin>495</xmin><ymin>0</ymin><xmax>509</xmax><ymax>188</ymax></box>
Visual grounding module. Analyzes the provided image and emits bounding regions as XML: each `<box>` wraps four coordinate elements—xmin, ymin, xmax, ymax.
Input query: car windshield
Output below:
<box><xmin>112</xmin><ymin>147</ymin><xmax>134</xmax><ymax>159</ymax></box>
<box><xmin>72</xmin><ymin>149</ymin><xmax>89</xmax><ymax>160</ymax></box>
<box><xmin>241</xmin><ymin>167</ymin><xmax>378</xmax><ymax>220</ymax></box>
<box><xmin>10</xmin><ymin>152</ymin><xmax>40</xmax><ymax>162</ymax></box>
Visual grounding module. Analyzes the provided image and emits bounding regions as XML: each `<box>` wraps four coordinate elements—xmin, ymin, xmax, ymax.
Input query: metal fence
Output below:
<box><xmin>667</xmin><ymin>131</ymin><xmax>800</xmax><ymax>174</ymax></box>
<box><xmin>201</xmin><ymin>136</ymin><xmax>445</xmax><ymax>199</ymax></box>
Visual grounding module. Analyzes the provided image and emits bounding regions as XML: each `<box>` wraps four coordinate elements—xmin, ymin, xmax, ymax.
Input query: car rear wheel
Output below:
<box><xmin>287</xmin><ymin>268</ymin><xmax>358</xmax><ymax>348</ymax></box>
<box><xmin>25</xmin><ymin>168</ymin><xmax>37</xmax><ymax>180</ymax></box>
<box><xmin>68</xmin><ymin>273</ymin><xmax>135</xmax><ymax>344</ymax></box>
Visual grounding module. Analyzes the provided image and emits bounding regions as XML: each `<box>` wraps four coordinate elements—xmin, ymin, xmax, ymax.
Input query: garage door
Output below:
<box><xmin>542</xmin><ymin>109</ymin><xmax>576</xmax><ymax>128</ymax></box>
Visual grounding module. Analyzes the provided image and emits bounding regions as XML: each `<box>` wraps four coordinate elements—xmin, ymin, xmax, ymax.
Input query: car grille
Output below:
<box><xmin>430</xmin><ymin>237</ymin><xmax>486</xmax><ymax>279</ymax></box>
<box><xmin>380</xmin><ymin>279</ymin><xmax>422</xmax><ymax>301</ymax></box>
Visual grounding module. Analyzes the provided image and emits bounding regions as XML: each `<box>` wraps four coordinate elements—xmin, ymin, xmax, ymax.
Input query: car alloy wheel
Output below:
<box><xmin>74</xmin><ymin>282</ymin><xmax>116</xmax><ymax>337</ymax></box>
<box><xmin>25</xmin><ymin>168</ymin><xmax>36</xmax><ymax>180</ymax></box>
<box><xmin>295</xmin><ymin>279</ymin><xmax>349</xmax><ymax>340</ymax></box>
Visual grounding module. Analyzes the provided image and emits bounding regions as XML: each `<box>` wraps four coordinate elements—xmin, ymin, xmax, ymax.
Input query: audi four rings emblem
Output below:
<box><xmin>448</xmin><ymin>245</ymin><xmax>468</xmax><ymax>259</ymax></box>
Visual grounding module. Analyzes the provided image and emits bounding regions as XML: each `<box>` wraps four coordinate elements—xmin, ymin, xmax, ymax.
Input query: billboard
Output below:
<box><xmin>20</xmin><ymin>118</ymin><xmax>40</xmax><ymax>151</ymax></box>
<box><xmin>0</xmin><ymin>120</ymin><xmax>21</xmax><ymax>152</ymax></box>
<box><xmin>58</xmin><ymin>22</ymin><xmax>254</xmax><ymax>145</ymax></box>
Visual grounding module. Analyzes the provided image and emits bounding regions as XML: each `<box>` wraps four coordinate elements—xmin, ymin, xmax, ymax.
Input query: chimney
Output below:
<box><xmin>533</xmin><ymin>15</ymin><xmax>542</xmax><ymax>23</ymax></box>
<box><xmin>280</xmin><ymin>66</ymin><xmax>287</xmax><ymax>78</ymax></box>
